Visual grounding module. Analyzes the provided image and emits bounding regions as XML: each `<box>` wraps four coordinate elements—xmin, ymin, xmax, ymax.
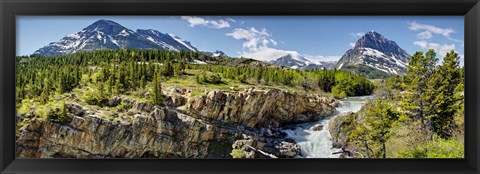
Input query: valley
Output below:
<box><xmin>15</xmin><ymin>19</ymin><xmax>464</xmax><ymax>158</ymax></box>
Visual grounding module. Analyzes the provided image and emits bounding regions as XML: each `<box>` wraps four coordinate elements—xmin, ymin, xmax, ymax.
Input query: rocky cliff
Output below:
<box><xmin>187</xmin><ymin>88</ymin><xmax>338</xmax><ymax>129</ymax></box>
<box><xmin>16</xmin><ymin>87</ymin><xmax>338</xmax><ymax>158</ymax></box>
<box><xmin>328</xmin><ymin>112</ymin><xmax>354</xmax><ymax>149</ymax></box>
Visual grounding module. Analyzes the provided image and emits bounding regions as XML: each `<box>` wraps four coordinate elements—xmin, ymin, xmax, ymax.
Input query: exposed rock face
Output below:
<box><xmin>328</xmin><ymin>112</ymin><xmax>354</xmax><ymax>148</ymax></box>
<box><xmin>187</xmin><ymin>88</ymin><xmax>338</xmax><ymax>129</ymax></box>
<box><xmin>16</xmin><ymin>107</ymin><xmax>238</xmax><ymax>158</ymax></box>
<box><xmin>16</xmin><ymin>87</ymin><xmax>338</xmax><ymax>158</ymax></box>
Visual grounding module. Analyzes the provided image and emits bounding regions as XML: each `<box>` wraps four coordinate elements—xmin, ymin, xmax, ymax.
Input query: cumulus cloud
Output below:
<box><xmin>227</xmin><ymin>27</ymin><xmax>340</xmax><ymax>62</ymax></box>
<box><xmin>417</xmin><ymin>31</ymin><xmax>433</xmax><ymax>39</ymax></box>
<box><xmin>181</xmin><ymin>16</ymin><xmax>230</xmax><ymax>29</ymax></box>
<box><xmin>413</xmin><ymin>40</ymin><xmax>456</xmax><ymax>57</ymax></box>
<box><xmin>240</xmin><ymin>47</ymin><xmax>302</xmax><ymax>61</ymax></box>
<box><xmin>409</xmin><ymin>22</ymin><xmax>454</xmax><ymax>37</ymax></box>
<box><xmin>409</xmin><ymin>22</ymin><xmax>463</xmax><ymax>60</ymax></box>
<box><xmin>226</xmin><ymin>27</ymin><xmax>281</xmax><ymax>61</ymax></box>
<box><xmin>350</xmin><ymin>32</ymin><xmax>365</xmax><ymax>38</ymax></box>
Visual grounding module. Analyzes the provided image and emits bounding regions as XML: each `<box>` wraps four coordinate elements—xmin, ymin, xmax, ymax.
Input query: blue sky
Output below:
<box><xmin>17</xmin><ymin>16</ymin><xmax>464</xmax><ymax>63</ymax></box>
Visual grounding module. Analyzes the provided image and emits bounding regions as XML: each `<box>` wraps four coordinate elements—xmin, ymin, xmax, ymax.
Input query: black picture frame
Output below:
<box><xmin>1</xmin><ymin>0</ymin><xmax>479</xmax><ymax>173</ymax></box>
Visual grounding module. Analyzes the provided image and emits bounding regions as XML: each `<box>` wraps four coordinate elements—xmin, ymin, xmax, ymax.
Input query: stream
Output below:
<box><xmin>283</xmin><ymin>95</ymin><xmax>375</xmax><ymax>158</ymax></box>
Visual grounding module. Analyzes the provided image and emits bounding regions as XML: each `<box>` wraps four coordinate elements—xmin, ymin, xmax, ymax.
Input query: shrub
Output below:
<box><xmin>230</xmin><ymin>149</ymin><xmax>245</xmax><ymax>158</ymax></box>
<box><xmin>332</xmin><ymin>86</ymin><xmax>347</xmax><ymax>99</ymax></box>
<box><xmin>35</xmin><ymin>101</ymin><xmax>70</xmax><ymax>124</ymax></box>
<box><xmin>83</xmin><ymin>89</ymin><xmax>108</xmax><ymax>106</ymax></box>
<box><xmin>196</xmin><ymin>73</ymin><xmax>224</xmax><ymax>85</ymax></box>
<box><xmin>393</xmin><ymin>136</ymin><xmax>464</xmax><ymax>158</ymax></box>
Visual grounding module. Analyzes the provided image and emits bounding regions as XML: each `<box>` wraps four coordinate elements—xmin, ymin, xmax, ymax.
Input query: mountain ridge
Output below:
<box><xmin>33</xmin><ymin>20</ymin><xmax>224</xmax><ymax>56</ymax></box>
<box><xmin>270</xmin><ymin>54</ymin><xmax>337</xmax><ymax>70</ymax></box>
<box><xmin>335</xmin><ymin>31</ymin><xmax>410</xmax><ymax>76</ymax></box>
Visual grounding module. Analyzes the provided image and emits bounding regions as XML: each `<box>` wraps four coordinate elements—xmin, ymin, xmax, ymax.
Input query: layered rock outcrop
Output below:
<box><xmin>187</xmin><ymin>88</ymin><xmax>338</xmax><ymax>129</ymax></box>
<box><xmin>16</xmin><ymin>106</ymin><xmax>237</xmax><ymax>158</ymax></box>
<box><xmin>16</xmin><ymin>87</ymin><xmax>338</xmax><ymax>158</ymax></box>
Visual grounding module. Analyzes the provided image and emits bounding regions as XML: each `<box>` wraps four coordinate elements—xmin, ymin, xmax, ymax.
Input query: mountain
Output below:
<box><xmin>201</xmin><ymin>50</ymin><xmax>227</xmax><ymax>57</ymax></box>
<box><xmin>34</xmin><ymin>20</ymin><xmax>203</xmax><ymax>56</ymax></box>
<box><xmin>304</xmin><ymin>61</ymin><xmax>337</xmax><ymax>70</ymax></box>
<box><xmin>270</xmin><ymin>54</ymin><xmax>337</xmax><ymax>70</ymax></box>
<box><xmin>335</xmin><ymin>31</ymin><xmax>410</xmax><ymax>76</ymax></box>
<box><xmin>136</xmin><ymin>29</ymin><xmax>198</xmax><ymax>52</ymax></box>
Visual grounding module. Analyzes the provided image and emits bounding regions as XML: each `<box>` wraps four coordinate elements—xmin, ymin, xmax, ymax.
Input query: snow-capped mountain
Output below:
<box><xmin>270</xmin><ymin>54</ymin><xmax>337</xmax><ymax>70</ymax></box>
<box><xmin>201</xmin><ymin>50</ymin><xmax>227</xmax><ymax>57</ymax></box>
<box><xmin>34</xmin><ymin>20</ymin><xmax>202</xmax><ymax>56</ymax></box>
<box><xmin>270</xmin><ymin>54</ymin><xmax>312</xmax><ymax>69</ymax></box>
<box><xmin>335</xmin><ymin>31</ymin><xmax>410</xmax><ymax>75</ymax></box>
<box><xmin>136</xmin><ymin>29</ymin><xmax>198</xmax><ymax>52</ymax></box>
<box><xmin>304</xmin><ymin>61</ymin><xmax>337</xmax><ymax>70</ymax></box>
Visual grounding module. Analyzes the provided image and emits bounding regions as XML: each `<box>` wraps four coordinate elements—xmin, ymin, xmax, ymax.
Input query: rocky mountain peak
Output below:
<box><xmin>32</xmin><ymin>20</ymin><xmax>215</xmax><ymax>56</ymax></box>
<box><xmin>335</xmin><ymin>31</ymin><xmax>411</xmax><ymax>76</ymax></box>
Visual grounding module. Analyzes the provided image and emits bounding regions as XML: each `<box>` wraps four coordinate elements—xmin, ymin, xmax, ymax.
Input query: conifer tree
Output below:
<box><xmin>431</xmin><ymin>50</ymin><xmax>462</xmax><ymax>138</ymax></box>
<box><xmin>401</xmin><ymin>50</ymin><xmax>438</xmax><ymax>140</ymax></box>
<box><xmin>364</xmin><ymin>99</ymin><xmax>399</xmax><ymax>158</ymax></box>
<box><xmin>151</xmin><ymin>70</ymin><xmax>162</xmax><ymax>106</ymax></box>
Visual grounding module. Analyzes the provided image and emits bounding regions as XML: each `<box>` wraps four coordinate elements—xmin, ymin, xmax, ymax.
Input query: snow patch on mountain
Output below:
<box><xmin>34</xmin><ymin>20</ymin><xmax>227</xmax><ymax>56</ymax></box>
<box><xmin>270</xmin><ymin>54</ymin><xmax>337</xmax><ymax>70</ymax></box>
<box><xmin>168</xmin><ymin>34</ymin><xmax>198</xmax><ymax>52</ymax></box>
<box><xmin>335</xmin><ymin>31</ymin><xmax>411</xmax><ymax>75</ymax></box>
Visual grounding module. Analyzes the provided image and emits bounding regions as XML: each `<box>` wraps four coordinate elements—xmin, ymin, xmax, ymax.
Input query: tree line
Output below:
<box><xmin>16</xmin><ymin>49</ymin><xmax>375</xmax><ymax>107</ymax></box>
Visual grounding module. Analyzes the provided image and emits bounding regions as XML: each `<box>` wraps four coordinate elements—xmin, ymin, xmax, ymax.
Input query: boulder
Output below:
<box><xmin>65</xmin><ymin>103</ymin><xmax>85</xmax><ymax>116</ymax></box>
<box><xmin>328</xmin><ymin>112</ymin><xmax>354</xmax><ymax>148</ymax></box>
<box><xmin>107</xmin><ymin>96</ymin><xmax>122</xmax><ymax>107</ymax></box>
<box><xmin>312</xmin><ymin>125</ymin><xmax>324</xmax><ymax>131</ymax></box>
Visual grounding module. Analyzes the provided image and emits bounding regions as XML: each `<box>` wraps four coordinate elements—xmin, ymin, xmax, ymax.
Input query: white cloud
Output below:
<box><xmin>226</xmin><ymin>27</ymin><xmax>269</xmax><ymax>41</ymax></box>
<box><xmin>227</xmin><ymin>27</ymin><xmax>282</xmax><ymax>61</ymax></box>
<box><xmin>181</xmin><ymin>16</ymin><xmax>230</xmax><ymax>29</ymax></box>
<box><xmin>240</xmin><ymin>46</ymin><xmax>302</xmax><ymax>61</ymax></box>
<box><xmin>350</xmin><ymin>32</ymin><xmax>365</xmax><ymax>38</ymax></box>
<box><xmin>227</xmin><ymin>27</ymin><xmax>339</xmax><ymax>62</ymax></box>
<box><xmin>417</xmin><ymin>31</ymin><xmax>433</xmax><ymax>39</ymax></box>
<box><xmin>270</xmin><ymin>39</ymin><xmax>278</xmax><ymax>46</ymax></box>
<box><xmin>409</xmin><ymin>22</ymin><xmax>463</xmax><ymax>57</ymax></box>
<box><xmin>408</xmin><ymin>22</ymin><xmax>454</xmax><ymax>37</ymax></box>
<box><xmin>447</xmin><ymin>37</ymin><xmax>464</xmax><ymax>47</ymax></box>
<box><xmin>349</xmin><ymin>42</ymin><xmax>356</xmax><ymax>48</ymax></box>
<box><xmin>304</xmin><ymin>55</ymin><xmax>342</xmax><ymax>62</ymax></box>
<box><xmin>413</xmin><ymin>40</ymin><xmax>456</xmax><ymax>57</ymax></box>
<box><xmin>226</xmin><ymin>27</ymin><xmax>273</xmax><ymax>49</ymax></box>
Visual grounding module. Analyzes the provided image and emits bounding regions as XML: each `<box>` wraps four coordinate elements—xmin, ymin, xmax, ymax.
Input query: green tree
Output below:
<box><xmin>401</xmin><ymin>50</ymin><xmax>438</xmax><ymax>140</ymax></box>
<box><xmin>151</xmin><ymin>71</ymin><xmax>163</xmax><ymax>106</ymax></box>
<box><xmin>162</xmin><ymin>61</ymin><xmax>174</xmax><ymax>77</ymax></box>
<box><xmin>431</xmin><ymin>50</ymin><xmax>462</xmax><ymax>138</ymax></box>
<box><xmin>364</xmin><ymin>99</ymin><xmax>400</xmax><ymax>158</ymax></box>
<box><xmin>350</xmin><ymin>99</ymin><xmax>400</xmax><ymax>158</ymax></box>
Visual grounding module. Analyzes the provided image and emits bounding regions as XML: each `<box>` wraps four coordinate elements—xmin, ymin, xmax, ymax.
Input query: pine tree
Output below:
<box><xmin>151</xmin><ymin>71</ymin><xmax>162</xmax><ymax>106</ymax></box>
<box><xmin>431</xmin><ymin>50</ymin><xmax>462</xmax><ymax>138</ymax></box>
<box><xmin>140</xmin><ymin>75</ymin><xmax>147</xmax><ymax>89</ymax></box>
<box><xmin>162</xmin><ymin>61</ymin><xmax>174</xmax><ymax>77</ymax></box>
<box><xmin>364</xmin><ymin>99</ymin><xmax>399</xmax><ymax>158</ymax></box>
<box><xmin>401</xmin><ymin>50</ymin><xmax>438</xmax><ymax>140</ymax></box>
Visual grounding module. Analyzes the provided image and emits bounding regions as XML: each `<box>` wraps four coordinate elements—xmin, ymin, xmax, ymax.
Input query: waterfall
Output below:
<box><xmin>283</xmin><ymin>95</ymin><xmax>372</xmax><ymax>158</ymax></box>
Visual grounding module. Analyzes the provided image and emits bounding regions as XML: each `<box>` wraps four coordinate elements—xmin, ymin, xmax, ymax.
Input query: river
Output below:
<box><xmin>283</xmin><ymin>95</ymin><xmax>375</xmax><ymax>158</ymax></box>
